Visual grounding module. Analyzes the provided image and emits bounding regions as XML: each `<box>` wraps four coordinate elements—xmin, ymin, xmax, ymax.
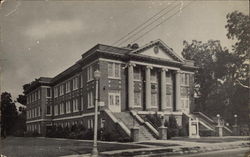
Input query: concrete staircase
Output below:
<box><xmin>189</xmin><ymin>112</ymin><xmax>233</xmax><ymax>136</ymax></box>
<box><xmin>113</xmin><ymin>112</ymin><xmax>156</xmax><ymax>141</ymax></box>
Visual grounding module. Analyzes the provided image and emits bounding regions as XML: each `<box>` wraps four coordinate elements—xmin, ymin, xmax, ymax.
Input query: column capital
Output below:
<box><xmin>174</xmin><ymin>70</ymin><xmax>181</xmax><ymax>74</ymax></box>
<box><xmin>128</xmin><ymin>63</ymin><xmax>136</xmax><ymax>67</ymax></box>
<box><xmin>145</xmin><ymin>65</ymin><xmax>153</xmax><ymax>69</ymax></box>
<box><xmin>161</xmin><ymin>68</ymin><xmax>168</xmax><ymax>72</ymax></box>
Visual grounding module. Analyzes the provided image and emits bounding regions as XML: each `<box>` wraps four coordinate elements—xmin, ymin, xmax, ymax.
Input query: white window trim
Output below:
<box><xmin>66</xmin><ymin>101</ymin><xmax>71</xmax><ymax>114</ymax></box>
<box><xmin>87</xmin><ymin>91</ymin><xmax>94</xmax><ymax>109</ymax></box>
<box><xmin>66</xmin><ymin>81</ymin><xmax>71</xmax><ymax>93</ymax></box>
<box><xmin>108</xmin><ymin>90</ymin><xmax>121</xmax><ymax>107</ymax></box>
<box><xmin>108</xmin><ymin>62</ymin><xmax>121</xmax><ymax>79</ymax></box>
<box><xmin>134</xmin><ymin>92</ymin><xmax>142</xmax><ymax>107</ymax></box>
<box><xmin>54</xmin><ymin>87</ymin><xmax>58</xmax><ymax>98</ymax></box>
<box><xmin>46</xmin><ymin>87</ymin><xmax>51</xmax><ymax>98</ymax></box>
<box><xmin>73</xmin><ymin>99</ymin><xmax>79</xmax><ymax>112</ymax></box>
<box><xmin>60</xmin><ymin>103</ymin><xmax>64</xmax><ymax>115</ymax></box>
<box><xmin>134</xmin><ymin>68</ymin><xmax>141</xmax><ymax>81</ymax></box>
<box><xmin>87</xmin><ymin>66</ymin><xmax>94</xmax><ymax>82</ymax></box>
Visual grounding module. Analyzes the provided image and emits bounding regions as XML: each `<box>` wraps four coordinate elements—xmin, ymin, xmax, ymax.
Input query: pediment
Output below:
<box><xmin>131</xmin><ymin>39</ymin><xmax>183</xmax><ymax>63</ymax></box>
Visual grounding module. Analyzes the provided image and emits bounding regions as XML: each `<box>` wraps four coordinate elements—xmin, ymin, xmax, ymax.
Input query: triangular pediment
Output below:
<box><xmin>131</xmin><ymin>39</ymin><xmax>183</xmax><ymax>63</ymax></box>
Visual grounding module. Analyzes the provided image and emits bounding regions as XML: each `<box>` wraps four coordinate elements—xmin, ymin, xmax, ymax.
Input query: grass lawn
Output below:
<box><xmin>0</xmin><ymin>137</ymin><xmax>146</xmax><ymax>157</ymax></box>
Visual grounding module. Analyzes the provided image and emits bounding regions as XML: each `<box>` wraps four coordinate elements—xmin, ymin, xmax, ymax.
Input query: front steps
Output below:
<box><xmin>113</xmin><ymin>112</ymin><xmax>157</xmax><ymax>141</ymax></box>
<box><xmin>189</xmin><ymin>112</ymin><xmax>233</xmax><ymax>136</ymax></box>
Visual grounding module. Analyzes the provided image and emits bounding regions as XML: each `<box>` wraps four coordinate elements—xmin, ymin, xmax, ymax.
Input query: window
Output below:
<box><xmin>47</xmin><ymin>88</ymin><xmax>51</xmax><ymax>97</ymax></box>
<box><xmin>54</xmin><ymin>105</ymin><xmax>58</xmax><ymax>116</ymax></box>
<box><xmin>39</xmin><ymin>107</ymin><xmax>41</xmax><ymax>116</ymax></box>
<box><xmin>34</xmin><ymin>91</ymin><xmax>37</xmax><ymax>101</ymax></box>
<box><xmin>73</xmin><ymin>77</ymin><xmax>79</xmax><ymax>90</ymax></box>
<box><xmin>54</xmin><ymin>87</ymin><xmax>58</xmax><ymax>98</ymax></box>
<box><xmin>60</xmin><ymin>103</ymin><xmax>64</xmax><ymax>115</ymax></box>
<box><xmin>181</xmin><ymin>73</ymin><xmax>189</xmax><ymax>86</ymax></box>
<box><xmin>108</xmin><ymin>62</ymin><xmax>120</xmax><ymax>78</ymax></box>
<box><xmin>80</xmin><ymin>74</ymin><xmax>83</xmax><ymax>88</ymax></box>
<box><xmin>34</xmin><ymin>108</ymin><xmax>37</xmax><ymax>117</ymax></box>
<box><xmin>166</xmin><ymin>72</ymin><xmax>172</xmax><ymax>83</ymax></box>
<box><xmin>38</xmin><ymin>89</ymin><xmax>41</xmax><ymax>99</ymax></box>
<box><xmin>27</xmin><ymin>95</ymin><xmax>30</xmax><ymax>104</ymax></box>
<box><xmin>81</xmin><ymin>96</ymin><xmax>84</xmax><ymax>111</ymax></box>
<box><xmin>134</xmin><ymin>92</ymin><xmax>141</xmax><ymax>107</ymax></box>
<box><xmin>134</xmin><ymin>67</ymin><xmax>141</xmax><ymax>80</ymax></box>
<box><xmin>73</xmin><ymin>99</ymin><xmax>79</xmax><ymax>112</ymax></box>
<box><xmin>88</xmin><ymin>91</ymin><xmax>94</xmax><ymax>108</ymax></box>
<box><xmin>66</xmin><ymin>101</ymin><xmax>71</xmax><ymax>113</ymax></box>
<box><xmin>166</xmin><ymin>95</ymin><xmax>172</xmax><ymax>107</ymax></box>
<box><xmin>108</xmin><ymin>91</ymin><xmax>120</xmax><ymax>106</ymax></box>
<box><xmin>151</xmin><ymin>93</ymin><xmax>157</xmax><ymax>107</ymax></box>
<box><xmin>59</xmin><ymin>85</ymin><xmax>64</xmax><ymax>96</ymax></box>
<box><xmin>47</xmin><ymin>105</ymin><xmax>51</xmax><ymax>115</ymax></box>
<box><xmin>66</xmin><ymin>81</ymin><xmax>71</xmax><ymax>93</ymax></box>
<box><xmin>87</xmin><ymin>119</ymin><xmax>94</xmax><ymax>129</ymax></box>
<box><xmin>150</xmin><ymin>70</ymin><xmax>157</xmax><ymax>82</ymax></box>
<box><xmin>181</xmin><ymin>98</ymin><xmax>189</xmax><ymax>109</ymax></box>
<box><xmin>87</xmin><ymin>66</ymin><xmax>93</xmax><ymax>81</ymax></box>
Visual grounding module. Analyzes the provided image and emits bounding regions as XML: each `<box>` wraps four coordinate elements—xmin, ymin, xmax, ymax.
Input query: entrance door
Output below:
<box><xmin>108</xmin><ymin>90</ymin><xmax>121</xmax><ymax>112</ymax></box>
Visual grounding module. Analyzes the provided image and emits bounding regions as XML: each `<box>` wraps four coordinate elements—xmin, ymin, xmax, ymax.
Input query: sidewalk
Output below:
<box><xmin>60</xmin><ymin>137</ymin><xmax>250</xmax><ymax>157</ymax></box>
<box><xmin>99</xmin><ymin>140</ymin><xmax>250</xmax><ymax>157</ymax></box>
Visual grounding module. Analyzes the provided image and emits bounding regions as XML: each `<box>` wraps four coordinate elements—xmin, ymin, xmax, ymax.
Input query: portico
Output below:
<box><xmin>127</xmin><ymin>61</ymin><xmax>184</xmax><ymax>113</ymax></box>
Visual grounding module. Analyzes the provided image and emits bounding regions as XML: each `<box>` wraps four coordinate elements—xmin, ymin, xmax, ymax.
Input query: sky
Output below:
<box><xmin>0</xmin><ymin>0</ymin><xmax>249</xmax><ymax>100</ymax></box>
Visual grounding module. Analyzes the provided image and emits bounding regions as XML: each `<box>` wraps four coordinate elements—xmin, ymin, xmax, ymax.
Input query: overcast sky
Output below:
<box><xmin>0</xmin><ymin>0</ymin><xmax>248</xmax><ymax>100</ymax></box>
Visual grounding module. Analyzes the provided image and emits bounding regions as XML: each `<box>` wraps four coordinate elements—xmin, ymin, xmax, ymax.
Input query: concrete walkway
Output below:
<box><xmin>61</xmin><ymin>137</ymin><xmax>250</xmax><ymax>157</ymax></box>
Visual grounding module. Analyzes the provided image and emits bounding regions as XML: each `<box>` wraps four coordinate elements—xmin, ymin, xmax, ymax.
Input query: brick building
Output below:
<box><xmin>24</xmin><ymin>39</ymin><xmax>199</xmax><ymax>139</ymax></box>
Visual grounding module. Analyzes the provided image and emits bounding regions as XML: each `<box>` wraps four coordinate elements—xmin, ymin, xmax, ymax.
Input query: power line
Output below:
<box><xmin>129</xmin><ymin>1</ymin><xmax>194</xmax><ymax>44</ymax></box>
<box><xmin>112</xmin><ymin>2</ymin><xmax>178</xmax><ymax>46</ymax></box>
<box><xmin>116</xmin><ymin>2</ymin><xmax>181</xmax><ymax>47</ymax></box>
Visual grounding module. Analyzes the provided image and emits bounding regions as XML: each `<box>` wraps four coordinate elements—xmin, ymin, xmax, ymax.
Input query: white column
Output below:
<box><xmin>161</xmin><ymin>68</ymin><xmax>167</xmax><ymax>111</ymax></box>
<box><xmin>128</xmin><ymin>63</ymin><xmax>135</xmax><ymax>110</ymax></box>
<box><xmin>145</xmin><ymin>66</ymin><xmax>152</xmax><ymax>110</ymax></box>
<box><xmin>175</xmin><ymin>70</ymin><xmax>181</xmax><ymax>111</ymax></box>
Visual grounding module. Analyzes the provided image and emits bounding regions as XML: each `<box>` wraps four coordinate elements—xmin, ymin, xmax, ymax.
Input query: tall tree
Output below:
<box><xmin>1</xmin><ymin>92</ymin><xmax>18</xmax><ymax>137</ymax></box>
<box><xmin>225</xmin><ymin>11</ymin><xmax>250</xmax><ymax>88</ymax></box>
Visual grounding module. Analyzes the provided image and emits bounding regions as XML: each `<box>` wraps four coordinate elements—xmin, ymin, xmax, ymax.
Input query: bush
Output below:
<box><xmin>165</xmin><ymin>115</ymin><xmax>179</xmax><ymax>139</ymax></box>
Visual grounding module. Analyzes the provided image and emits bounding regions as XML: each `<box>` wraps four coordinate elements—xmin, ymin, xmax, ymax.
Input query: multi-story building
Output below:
<box><xmin>24</xmin><ymin>39</ymin><xmax>199</xmax><ymax>139</ymax></box>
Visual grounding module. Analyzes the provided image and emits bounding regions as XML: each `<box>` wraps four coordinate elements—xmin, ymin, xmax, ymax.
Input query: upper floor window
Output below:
<box><xmin>73</xmin><ymin>77</ymin><xmax>79</xmax><ymax>90</ymax></box>
<box><xmin>37</xmin><ymin>107</ymin><xmax>41</xmax><ymax>116</ymax></box>
<box><xmin>66</xmin><ymin>81</ymin><xmax>71</xmax><ymax>93</ymax></box>
<box><xmin>87</xmin><ymin>91</ymin><xmax>94</xmax><ymax>108</ymax></box>
<box><xmin>166</xmin><ymin>72</ymin><xmax>172</xmax><ymax>84</ymax></box>
<box><xmin>80</xmin><ymin>74</ymin><xmax>83</xmax><ymax>88</ymax></box>
<box><xmin>134</xmin><ymin>67</ymin><xmax>141</xmax><ymax>80</ymax></box>
<box><xmin>150</xmin><ymin>70</ymin><xmax>157</xmax><ymax>83</ymax></box>
<box><xmin>37</xmin><ymin>89</ymin><xmax>41</xmax><ymax>99</ymax></box>
<box><xmin>47</xmin><ymin>105</ymin><xmax>51</xmax><ymax>115</ymax></box>
<box><xmin>60</xmin><ymin>103</ymin><xmax>64</xmax><ymax>115</ymax></box>
<box><xmin>54</xmin><ymin>105</ymin><xmax>58</xmax><ymax>116</ymax></box>
<box><xmin>87</xmin><ymin>66</ymin><xmax>93</xmax><ymax>81</ymax></box>
<box><xmin>47</xmin><ymin>88</ymin><xmax>51</xmax><ymax>98</ymax></box>
<box><xmin>181</xmin><ymin>73</ymin><xmax>189</xmax><ymax>86</ymax></box>
<box><xmin>108</xmin><ymin>62</ymin><xmax>120</xmax><ymax>79</ymax></box>
<box><xmin>73</xmin><ymin>99</ymin><xmax>79</xmax><ymax>112</ymax></box>
<box><xmin>66</xmin><ymin>101</ymin><xmax>71</xmax><ymax>114</ymax></box>
<box><xmin>80</xmin><ymin>96</ymin><xmax>84</xmax><ymax>111</ymax></box>
<box><xmin>59</xmin><ymin>84</ymin><xmax>64</xmax><ymax>96</ymax></box>
<box><xmin>54</xmin><ymin>87</ymin><xmax>58</xmax><ymax>98</ymax></box>
<box><xmin>27</xmin><ymin>95</ymin><xmax>30</xmax><ymax>104</ymax></box>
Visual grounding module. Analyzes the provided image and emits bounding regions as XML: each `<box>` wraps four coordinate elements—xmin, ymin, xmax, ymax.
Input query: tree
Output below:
<box><xmin>181</xmin><ymin>11</ymin><xmax>249</xmax><ymax>125</ymax></box>
<box><xmin>1</xmin><ymin>92</ymin><xmax>18</xmax><ymax>137</ymax></box>
<box><xmin>225</xmin><ymin>11</ymin><xmax>250</xmax><ymax>88</ymax></box>
<box><xmin>17</xmin><ymin>94</ymin><xmax>27</xmax><ymax>106</ymax></box>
